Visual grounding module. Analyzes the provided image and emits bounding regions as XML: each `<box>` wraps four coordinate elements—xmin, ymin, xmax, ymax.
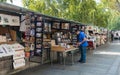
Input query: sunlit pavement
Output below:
<box><xmin>13</xmin><ymin>40</ymin><xmax>120</xmax><ymax>75</ymax></box>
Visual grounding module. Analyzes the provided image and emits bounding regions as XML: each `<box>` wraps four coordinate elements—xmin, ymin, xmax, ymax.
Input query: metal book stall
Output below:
<box><xmin>0</xmin><ymin>4</ymin><xmax>26</xmax><ymax>74</ymax></box>
<box><xmin>0</xmin><ymin>3</ymin><xmax>86</xmax><ymax>75</ymax></box>
<box><xmin>86</xmin><ymin>25</ymin><xmax>108</xmax><ymax>50</ymax></box>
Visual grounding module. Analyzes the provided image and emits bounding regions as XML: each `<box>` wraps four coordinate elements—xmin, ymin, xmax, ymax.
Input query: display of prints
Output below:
<box><xmin>36</xmin><ymin>38</ymin><xmax>42</xmax><ymax>43</ymax></box>
<box><xmin>0</xmin><ymin>35</ymin><xmax>7</xmax><ymax>43</ymax></box>
<box><xmin>71</xmin><ymin>25</ymin><xmax>80</xmax><ymax>46</ymax></box>
<box><xmin>36</xmin><ymin>44</ymin><xmax>42</xmax><ymax>48</ymax></box>
<box><xmin>31</xmin><ymin>23</ymin><xmax>35</xmax><ymax>28</ymax></box>
<box><xmin>34</xmin><ymin>16</ymin><xmax>43</xmax><ymax>56</ymax></box>
<box><xmin>36</xmin><ymin>22</ymin><xmax>42</xmax><ymax>27</ymax></box>
<box><xmin>13</xmin><ymin>58</ymin><xmax>25</xmax><ymax>69</ymax></box>
<box><xmin>37</xmin><ymin>16</ymin><xmax>42</xmax><ymax>21</ymax></box>
<box><xmin>49</xmin><ymin>23</ymin><xmax>51</xmax><ymax>32</ymax></box>
<box><xmin>36</xmin><ymin>33</ymin><xmax>42</xmax><ymax>37</ymax></box>
<box><xmin>31</xmin><ymin>16</ymin><xmax>35</xmax><ymax>22</ymax></box>
<box><xmin>10</xmin><ymin>43</ymin><xmax>25</xmax><ymax>51</ymax></box>
<box><xmin>0</xmin><ymin>14</ymin><xmax>20</xmax><ymax>26</ymax></box>
<box><xmin>0</xmin><ymin>14</ymin><xmax>9</xmax><ymax>25</ymax></box>
<box><xmin>72</xmin><ymin>35</ymin><xmax>77</xmax><ymax>39</ymax></box>
<box><xmin>30</xmin><ymin>37</ymin><xmax>35</xmax><ymax>42</ymax></box>
<box><xmin>52</xmin><ymin>22</ymin><xmax>60</xmax><ymax>29</ymax></box>
<box><xmin>25</xmin><ymin>19</ymin><xmax>31</xmax><ymax>25</ymax></box>
<box><xmin>56</xmin><ymin>33</ymin><xmax>61</xmax><ymax>37</ymax></box>
<box><xmin>25</xmin><ymin>25</ymin><xmax>31</xmax><ymax>35</ymax></box>
<box><xmin>25</xmin><ymin>36</ymin><xmax>30</xmax><ymax>41</ymax></box>
<box><xmin>23</xmin><ymin>13</ymin><xmax>36</xmax><ymax>57</ymax></box>
<box><xmin>13</xmin><ymin>50</ymin><xmax>25</xmax><ymax>60</ymax></box>
<box><xmin>0</xmin><ymin>43</ymin><xmax>25</xmax><ymax>70</ymax></box>
<box><xmin>43</xmin><ymin>34</ymin><xmax>47</xmax><ymax>39</ymax></box>
<box><xmin>36</xmin><ymin>28</ymin><xmax>42</xmax><ymax>32</ymax></box>
<box><xmin>25</xmin><ymin>46</ymin><xmax>30</xmax><ymax>52</ymax></box>
<box><xmin>10</xmin><ymin>16</ymin><xmax>20</xmax><ymax>26</ymax></box>
<box><xmin>54</xmin><ymin>31</ymin><xmax>71</xmax><ymax>46</ymax></box>
<box><xmin>44</xmin><ymin>23</ymin><xmax>51</xmax><ymax>32</ymax></box>
<box><xmin>30</xmin><ymin>29</ymin><xmax>35</xmax><ymax>36</ymax></box>
<box><xmin>61</xmin><ymin>23</ymin><xmax>69</xmax><ymax>29</ymax></box>
<box><xmin>30</xmin><ymin>44</ymin><xmax>34</xmax><ymax>51</ymax></box>
<box><xmin>71</xmin><ymin>25</ymin><xmax>79</xmax><ymax>32</ymax></box>
<box><xmin>3</xmin><ymin>14</ymin><xmax>9</xmax><ymax>25</ymax></box>
<box><xmin>35</xmin><ymin>49</ymin><xmax>42</xmax><ymax>56</ymax></box>
<box><xmin>1</xmin><ymin>44</ymin><xmax>15</xmax><ymax>56</ymax></box>
<box><xmin>9</xmin><ymin>43</ymin><xmax>26</xmax><ymax>69</ymax></box>
<box><xmin>58</xmin><ymin>38</ymin><xmax>61</xmax><ymax>42</ymax></box>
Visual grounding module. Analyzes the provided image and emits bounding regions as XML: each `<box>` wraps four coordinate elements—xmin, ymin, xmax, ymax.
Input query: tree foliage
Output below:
<box><xmin>101</xmin><ymin>0</ymin><xmax>120</xmax><ymax>30</ymax></box>
<box><xmin>22</xmin><ymin>0</ymin><xmax>119</xmax><ymax>29</ymax></box>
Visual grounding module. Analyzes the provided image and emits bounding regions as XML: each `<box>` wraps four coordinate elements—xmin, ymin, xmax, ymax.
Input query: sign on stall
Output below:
<box><xmin>10</xmin><ymin>43</ymin><xmax>25</xmax><ymax>69</ymax></box>
<box><xmin>0</xmin><ymin>14</ymin><xmax>20</xmax><ymax>26</ymax></box>
<box><xmin>0</xmin><ymin>14</ymin><xmax>10</xmax><ymax>25</ymax></box>
<box><xmin>10</xmin><ymin>16</ymin><xmax>20</xmax><ymax>26</ymax></box>
<box><xmin>13</xmin><ymin>58</ymin><xmax>25</xmax><ymax>69</ymax></box>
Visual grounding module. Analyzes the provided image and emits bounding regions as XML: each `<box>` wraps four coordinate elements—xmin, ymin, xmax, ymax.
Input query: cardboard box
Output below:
<box><xmin>10</xmin><ymin>30</ymin><xmax>16</xmax><ymax>41</ymax></box>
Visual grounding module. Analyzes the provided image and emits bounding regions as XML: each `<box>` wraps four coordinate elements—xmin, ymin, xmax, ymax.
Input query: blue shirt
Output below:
<box><xmin>78</xmin><ymin>31</ymin><xmax>88</xmax><ymax>47</ymax></box>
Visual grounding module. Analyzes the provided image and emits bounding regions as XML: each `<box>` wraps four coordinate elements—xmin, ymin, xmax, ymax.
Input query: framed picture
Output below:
<box><xmin>36</xmin><ymin>22</ymin><xmax>42</xmax><ymax>26</ymax></box>
<box><xmin>52</xmin><ymin>22</ymin><xmax>60</xmax><ymax>29</ymax></box>
<box><xmin>36</xmin><ymin>28</ymin><xmax>42</xmax><ymax>32</ymax></box>
<box><xmin>10</xmin><ymin>15</ymin><xmax>20</xmax><ymax>26</ymax></box>
<box><xmin>36</xmin><ymin>44</ymin><xmax>42</xmax><ymax>48</ymax></box>
<box><xmin>36</xmin><ymin>38</ymin><xmax>42</xmax><ymax>43</ymax></box>
<box><xmin>37</xmin><ymin>16</ymin><xmax>42</xmax><ymax>21</ymax></box>
<box><xmin>36</xmin><ymin>33</ymin><xmax>42</xmax><ymax>37</ymax></box>
<box><xmin>0</xmin><ymin>14</ymin><xmax>9</xmax><ymax>25</ymax></box>
<box><xmin>30</xmin><ymin>29</ymin><xmax>35</xmax><ymax>36</ymax></box>
<box><xmin>35</xmin><ymin>49</ymin><xmax>42</xmax><ymax>56</ymax></box>
<box><xmin>61</xmin><ymin>23</ymin><xmax>69</xmax><ymax>29</ymax></box>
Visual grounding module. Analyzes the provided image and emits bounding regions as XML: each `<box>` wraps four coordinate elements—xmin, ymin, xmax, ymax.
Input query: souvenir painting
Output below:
<box><xmin>36</xmin><ymin>33</ymin><xmax>42</xmax><ymax>37</ymax></box>
<box><xmin>36</xmin><ymin>28</ymin><xmax>42</xmax><ymax>32</ymax></box>
<box><xmin>36</xmin><ymin>44</ymin><xmax>42</xmax><ymax>48</ymax></box>
<box><xmin>36</xmin><ymin>22</ymin><xmax>42</xmax><ymax>26</ymax></box>
<box><xmin>37</xmin><ymin>16</ymin><xmax>42</xmax><ymax>21</ymax></box>
<box><xmin>36</xmin><ymin>39</ymin><xmax>42</xmax><ymax>43</ymax></box>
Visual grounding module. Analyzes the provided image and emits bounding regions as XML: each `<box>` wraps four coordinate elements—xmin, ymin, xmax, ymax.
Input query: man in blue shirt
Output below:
<box><xmin>76</xmin><ymin>30</ymin><xmax>88</xmax><ymax>63</ymax></box>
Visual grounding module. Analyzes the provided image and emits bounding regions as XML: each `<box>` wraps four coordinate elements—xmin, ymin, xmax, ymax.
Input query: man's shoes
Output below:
<box><xmin>80</xmin><ymin>61</ymin><xmax>86</xmax><ymax>63</ymax></box>
<box><xmin>78</xmin><ymin>60</ymin><xmax>82</xmax><ymax>62</ymax></box>
<box><xmin>78</xmin><ymin>60</ymin><xmax>86</xmax><ymax>63</ymax></box>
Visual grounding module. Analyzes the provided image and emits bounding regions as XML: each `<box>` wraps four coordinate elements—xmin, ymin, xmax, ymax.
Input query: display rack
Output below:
<box><xmin>42</xmin><ymin>20</ymin><xmax>51</xmax><ymax>63</ymax></box>
<box><xmin>34</xmin><ymin>16</ymin><xmax>43</xmax><ymax>57</ymax></box>
<box><xmin>28</xmin><ymin>15</ymin><xmax>43</xmax><ymax>63</ymax></box>
<box><xmin>71</xmin><ymin>24</ymin><xmax>80</xmax><ymax>46</ymax></box>
<box><xmin>51</xmin><ymin>22</ymin><xmax>71</xmax><ymax>48</ymax></box>
<box><xmin>23</xmin><ymin>13</ymin><xmax>35</xmax><ymax>58</ymax></box>
<box><xmin>10</xmin><ymin>43</ymin><xmax>25</xmax><ymax>69</ymax></box>
<box><xmin>0</xmin><ymin>12</ymin><xmax>25</xmax><ymax>70</ymax></box>
<box><xmin>29</xmin><ymin>15</ymin><xmax>51</xmax><ymax>64</ymax></box>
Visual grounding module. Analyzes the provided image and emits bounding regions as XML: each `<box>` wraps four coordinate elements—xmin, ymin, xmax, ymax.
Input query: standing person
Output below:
<box><xmin>111</xmin><ymin>32</ymin><xmax>114</xmax><ymax>42</ymax></box>
<box><xmin>116</xmin><ymin>33</ymin><xmax>119</xmax><ymax>40</ymax></box>
<box><xmin>75</xmin><ymin>30</ymin><xmax>88</xmax><ymax>63</ymax></box>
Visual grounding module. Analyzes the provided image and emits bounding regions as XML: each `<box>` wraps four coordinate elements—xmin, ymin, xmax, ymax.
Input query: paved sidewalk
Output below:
<box><xmin>13</xmin><ymin>41</ymin><xmax>120</xmax><ymax>75</ymax></box>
